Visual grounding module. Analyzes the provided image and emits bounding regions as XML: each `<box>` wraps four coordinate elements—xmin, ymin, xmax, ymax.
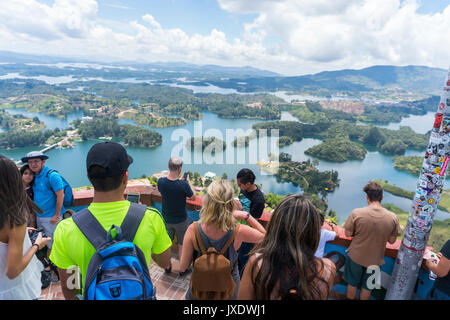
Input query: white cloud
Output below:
<box><xmin>0</xmin><ymin>0</ymin><xmax>448</xmax><ymax>75</ymax></box>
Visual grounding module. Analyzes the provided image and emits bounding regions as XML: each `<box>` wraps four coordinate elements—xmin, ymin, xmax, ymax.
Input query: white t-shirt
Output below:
<box><xmin>314</xmin><ymin>228</ymin><xmax>336</xmax><ymax>258</ymax></box>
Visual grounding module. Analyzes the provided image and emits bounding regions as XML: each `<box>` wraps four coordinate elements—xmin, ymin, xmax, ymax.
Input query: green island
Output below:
<box><xmin>304</xmin><ymin>138</ymin><xmax>367</xmax><ymax>162</ymax></box>
<box><xmin>120</xmin><ymin>109</ymin><xmax>189</xmax><ymax>128</ymax></box>
<box><xmin>186</xmin><ymin>136</ymin><xmax>226</xmax><ymax>152</ymax></box>
<box><xmin>76</xmin><ymin>118</ymin><xmax>162</xmax><ymax>148</ymax></box>
<box><xmin>251</xmin><ymin>119</ymin><xmax>428</xmax><ymax>162</ymax></box>
<box><xmin>0</xmin><ymin>94</ymin><xmax>83</xmax><ymax>119</ymax></box>
<box><xmin>374</xmin><ymin>179</ymin><xmax>450</xmax><ymax>213</ymax></box>
<box><xmin>391</xmin><ymin>155</ymin><xmax>446</xmax><ymax>179</ymax></box>
<box><xmin>289</xmin><ymin>101</ymin><xmax>356</xmax><ymax>123</ymax></box>
<box><xmin>258</xmin><ymin>153</ymin><xmax>339</xmax><ymax>197</ymax></box>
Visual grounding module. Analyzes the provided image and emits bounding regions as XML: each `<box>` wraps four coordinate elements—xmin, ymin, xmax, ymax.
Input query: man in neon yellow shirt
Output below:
<box><xmin>50</xmin><ymin>142</ymin><xmax>172</xmax><ymax>299</ymax></box>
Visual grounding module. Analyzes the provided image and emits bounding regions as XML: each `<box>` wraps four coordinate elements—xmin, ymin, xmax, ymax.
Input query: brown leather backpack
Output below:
<box><xmin>190</xmin><ymin>222</ymin><xmax>240</xmax><ymax>300</ymax></box>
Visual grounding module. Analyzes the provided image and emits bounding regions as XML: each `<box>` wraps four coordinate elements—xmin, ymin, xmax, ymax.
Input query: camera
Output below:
<box><xmin>29</xmin><ymin>227</ymin><xmax>48</xmax><ymax>245</ymax></box>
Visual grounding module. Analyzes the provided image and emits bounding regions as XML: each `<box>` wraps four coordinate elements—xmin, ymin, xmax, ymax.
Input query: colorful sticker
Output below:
<box><xmin>434</xmin><ymin>113</ymin><xmax>444</xmax><ymax>130</ymax></box>
<box><xmin>439</xmin><ymin>157</ymin><xmax>449</xmax><ymax>176</ymax></box>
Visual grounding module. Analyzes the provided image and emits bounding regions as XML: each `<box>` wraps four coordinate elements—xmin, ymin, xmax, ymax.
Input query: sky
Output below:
<box><xmin>0</xmin><ymin>0</ymin><xmax>449</xmax><ymax>76</ymax></box>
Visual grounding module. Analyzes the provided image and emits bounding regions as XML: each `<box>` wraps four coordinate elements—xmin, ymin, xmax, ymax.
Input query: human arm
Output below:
<box><xmin>388</xmin><ymin>216</ymin><xmax>402</xmax><ymax>244</ymax></box>
<box><xmin>344</xmin><ymin>212</ymin><xmax>355</xmax><ymax>238</ymax></box>
<box><xmin>237</xmin><ymin>254</ymin><xmax>257</xmax><ymax>300</ymax></box>
<box><xmin>424</xmin><ymin>241</ymin><xmax>450</xmax><ymax>278</ymax></box>
<box><xmin>425</xmin><ymin>255</ymin><xmax>450</xmax><ymax>278</ymax></box>
<box><xmin>58</xmin><ymin>267</ymin><xmax>81</xmax><ymax>300</ymax></box>
<box><xmin>235</xmin><ymin>198</ymin><xmax>243</xmax><ymax>210</ymax></box>
<box><xmin>179</xmin><ymin>224</ymin><xmax>195</xmax><ymax>272</ymax></box>
<box><xmin>234</xmin><ymin>210</ymin><xmax>266</xmax><ymax>237</ymax></box>
<box><xmin>51</xmin><ymin>189</ymin><xmax>64</xmax><ymax>224</ymax></box>
<box><xmin>233</xmin><ymin>211</ymin><xmax>266</xmax><ymax>250</ymax></box>
<box><xmin>5</xmin><ymin>223</ymin><xmax>50</xmax><ymax>279</ymax></box>
<box><xmin>151</xmin><ymin>248</ymin><xmax>171</xmax><ymax>270</ymax></box>
<box><xmin>184</xmin><ymin>176</ymin><xmax>196</xmax><ymax>201</ymax></box>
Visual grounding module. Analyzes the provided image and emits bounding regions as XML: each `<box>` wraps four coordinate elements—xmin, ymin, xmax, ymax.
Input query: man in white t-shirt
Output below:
<box><xmin>315</xmin><ymin>213</ymin><xmax>337</xmax><ymax>258</ymax></box>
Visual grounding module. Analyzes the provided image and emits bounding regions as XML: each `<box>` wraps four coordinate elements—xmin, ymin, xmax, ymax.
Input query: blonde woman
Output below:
<box><xmin>238</xmin><ymin>194</ymin><xmax>336</xmax><ymax>300</ymax></box>
<box><xmin>179</xmin><ymin>179</ymin><xmax>266</xmax><ymax>300</ymax></box>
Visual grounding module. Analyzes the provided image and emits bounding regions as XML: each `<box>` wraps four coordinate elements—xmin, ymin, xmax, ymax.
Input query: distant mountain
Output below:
<box><xmin>0</xmin><ymin>50</ymin><xmax>279</xmax><ymax>79</ymax></box>
<box><xmin>207</xmin><ymin>65</ymin><xmax>447</xmax><ymax>95</ymax></box>
<box><xmin>0</xmin><ymin>51</ymin><xmax>446</xmax><ymax>96</ymax></box>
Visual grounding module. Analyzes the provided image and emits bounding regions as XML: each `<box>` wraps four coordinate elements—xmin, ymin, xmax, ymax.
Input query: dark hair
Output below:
<box><xmin>236</xmin><ymin>168</ymin><xmax>255</xmax><ymax>185</ymax></box>
<box><xmin>319</xmin><ymin>212</ymin><xmax>325</xmax><ymax>225</ymax></box>
<box><xmin>88</xmin><ymin>165</ymin><xmax>125</xmax><ymax>192</ymax></box>
<box><xmin>19</xmin><ymin>164</ymin><xmax>35</xmax><ymax>185</ymax></box>
<box><xmin>0</xmin><ymin>156</ymin><xmax>29</xmax><ymax>229</ymax></box>
<box><xmin>250</xmin><ymin>194</ymin><xmax>330</xmax><ymax>300</ymax></box>
<box><xmin>363</xmin><ymin>181</ymin><xmax>383</xmax><ymax>202</ymax></box>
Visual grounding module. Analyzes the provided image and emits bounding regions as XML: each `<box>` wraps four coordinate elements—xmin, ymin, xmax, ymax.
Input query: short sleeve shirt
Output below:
<box><xmin>157</xmin><ymin>178</ymin><xmax>193</xmax><ymax>224</ymax></box>
<box><xmin>315</xmin><ymin>228</ymin><xmax>337</xmax><ymax>258</ymax></box>
<box><xmin>344</xmin><ymin>206</ymin><xmax>401</xmax><ymax>267</ymax></box>
<box><xmin>49</xmin><ymin>201</ymin><xmax>172</xmax><ymax>291</ymax></box>
<box><xmin>32</xmin><ymin>166</ymin><xmax>65</xmax><ymax>218</ymax></box>
<box><xmin>241</xmin><ymin>187</ymin><xmax>265</xmax><ymax>219</ymax></box>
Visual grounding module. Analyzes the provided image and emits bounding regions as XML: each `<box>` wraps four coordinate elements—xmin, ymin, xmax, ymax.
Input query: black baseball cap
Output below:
<box><xmin>86</xmin><ymin>142</ymin><xmax>133</xmax><ymax>178</ymax></box>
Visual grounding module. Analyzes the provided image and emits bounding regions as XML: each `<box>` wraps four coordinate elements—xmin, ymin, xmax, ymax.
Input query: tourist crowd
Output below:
<box><xmin>0</xmin><ymin>142</ymin><xmax>449</xmax><ymax>300</ymax></box>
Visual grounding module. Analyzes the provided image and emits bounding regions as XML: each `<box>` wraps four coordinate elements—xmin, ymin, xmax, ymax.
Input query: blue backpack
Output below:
<box><xmin>46</xmin><ymin>169</ymin><xmax>74</xmax><ymax>207</ymax></box>
<box><xmin>72</xmin><ymin>203</ymin><xmax>156</xmax><ymax>300</ymax></box>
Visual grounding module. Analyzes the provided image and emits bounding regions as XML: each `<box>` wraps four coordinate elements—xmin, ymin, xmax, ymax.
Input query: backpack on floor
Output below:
<box><xmin>190</xmin><ymin>222</ymin><xmax>240</xmax><ymax>300</ymax></box>
<box><xmin>45</xmin><ymin>169</ymin><xmax>74</xmax><ymax>207</ymax></box>
<box><xmin>72</xmin><ymin>203</ymin><xmax>156</xmax><ymax>300</ymax></box>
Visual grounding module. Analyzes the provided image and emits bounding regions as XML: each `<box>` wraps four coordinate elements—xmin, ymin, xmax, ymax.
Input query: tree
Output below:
<box><xmin>221</xmin><ymin>173</ymin><xmax>228</xmax><ymax>180</ymax></box>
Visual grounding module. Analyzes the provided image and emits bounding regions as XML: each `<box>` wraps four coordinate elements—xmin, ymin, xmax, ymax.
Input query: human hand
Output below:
<box><xmin>233</xmin><ymin>210</ymin><xmax>249</xmax><ymax>221</ymax></box>
<box><xmin>35</xmin><ymin>232</ymin><xmax>51</xmax><ymax>250</ymax></box>
<box><xmin>50</xmin><ymin>215</ymin><xmax>60</xmax><ymax>225</ymax></box>
<box><xmin>234</xmin><ymin>198</ymin><xmax>243</xmax><ymax>210</ymax></box>
<box><xmin>27</xmin><ymin>227</ymin><xmax>36</xmax><ymax>234</ymax></box>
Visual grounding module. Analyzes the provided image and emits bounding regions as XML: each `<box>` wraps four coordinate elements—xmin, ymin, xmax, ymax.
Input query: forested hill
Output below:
<box><xmin>207</xmin><ymin>65</ymin><xmax>447</xmax><ymax>95</ymax></box>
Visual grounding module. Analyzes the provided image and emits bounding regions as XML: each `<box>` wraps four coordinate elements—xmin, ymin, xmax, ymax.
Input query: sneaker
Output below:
<box><xmin>41</xmin><ymin>270</ymin><xmax>51</xmax><ymax>289</ymax></box>
<box><xmin>164</xmin><ymin>264</ymin><xmax>172</xmax><ymax>274</ymax></box>
<box><xmin>179</xmin><ymin>268</ymin><xmax>192</xmax><ymax>277</ymax></box>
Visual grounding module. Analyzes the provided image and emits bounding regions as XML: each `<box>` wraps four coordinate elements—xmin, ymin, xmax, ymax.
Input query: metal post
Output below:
<box><xmin>385</xmin><ymin>68</ymin><xmax>450</xmax><ymax>300</ymax></box>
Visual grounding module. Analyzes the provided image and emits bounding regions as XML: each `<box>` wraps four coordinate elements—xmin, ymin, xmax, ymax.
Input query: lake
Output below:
<box><xmin>1</xmin><ymin>108</ymin><xmax>448</xmax><ymax>222</ymax></box>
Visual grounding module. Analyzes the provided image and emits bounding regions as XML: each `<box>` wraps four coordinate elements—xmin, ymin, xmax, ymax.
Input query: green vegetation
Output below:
<box><xmin>375</xmin><ymin>179</ymin><xmax>450</xmax><ymax>213</ymax></box>
<box><xmin>274</xmin><ymin>158</ymin><xmax>339</xmax><ymax>197</ymax></box>
<box><xmin>77</xmin><ymin>118</ymin><xmax>162</xmax><ymax>148</ymax></box>
<box><xmin>186</xmin><ymin>136</ymin><xmax>226</xmax><ymax>152</ymax></box>
<box><xmin>382</xmin><ymin>203</ymin><xmax>450</xmax><ymax>251</ymax></box>
<box><xmin>121</xmin><ymin>110</ymin><xmax>188</xmax><ymax>128</ymax></box>
<box><xmin>289</xmin><ymin>101</ymin><xmax>356</xmax><ymax>123</ymax></box>
<box><xmin>393</xmin><ymin>155</ymin><xmax>423</xmax><ymax>176</ymax></box>
<box><xmin>305</xmin><ymin>138</ymin><xmax>367</xmax><ymax>162</ymax></box>
<box><xmin>0</xmin><ymin>94</ymin><xmax>83</xmax><ymax>118</ymax></box>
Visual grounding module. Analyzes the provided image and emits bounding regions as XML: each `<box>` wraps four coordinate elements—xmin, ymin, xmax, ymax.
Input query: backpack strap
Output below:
<box><xmin>220</xmin><ymin>223</ymin><xmax>240</xmax><ymax>255</ymax></box>
<box><xmin>72</xmin><ymin>208</ymin><xmax>108</xmax><ymax>251</ymax></box>
<box><xmin>193</xmin><ymin>222</ymin><xmax>207</xmax><ymax>255</ymax></box>
<box><xmin>121</xmin><ymin>203</ymin><xmax>147</xmax><ymax>242</ymax></box>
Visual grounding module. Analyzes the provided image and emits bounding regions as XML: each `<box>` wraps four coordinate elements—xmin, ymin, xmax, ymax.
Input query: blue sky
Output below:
<box><xmin>97</xmin><ymin>0</ymin><xmax>257</xmax><ymax>39</ymax></box>
<box><xmin>1</xmin><ymin>0</ymin><xmax>449</xmax><ymax>75</ymax></box>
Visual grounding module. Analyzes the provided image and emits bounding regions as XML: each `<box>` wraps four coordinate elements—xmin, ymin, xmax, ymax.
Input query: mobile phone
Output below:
<box><xmin>183</xmin><ymin>172</ymin><xmax>188</xmax><ymax>180</ymax></box>
<box><xmin>127</xmin><ymin>192</ymin><xmax>140</xmax><ymax>203</ymax></box>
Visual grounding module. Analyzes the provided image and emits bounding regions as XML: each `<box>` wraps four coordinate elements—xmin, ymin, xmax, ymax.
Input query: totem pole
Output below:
<box><xmin>386</xmin><ymin>68</ymin><xmax>450</xmax><ymax>300</ymax></box>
